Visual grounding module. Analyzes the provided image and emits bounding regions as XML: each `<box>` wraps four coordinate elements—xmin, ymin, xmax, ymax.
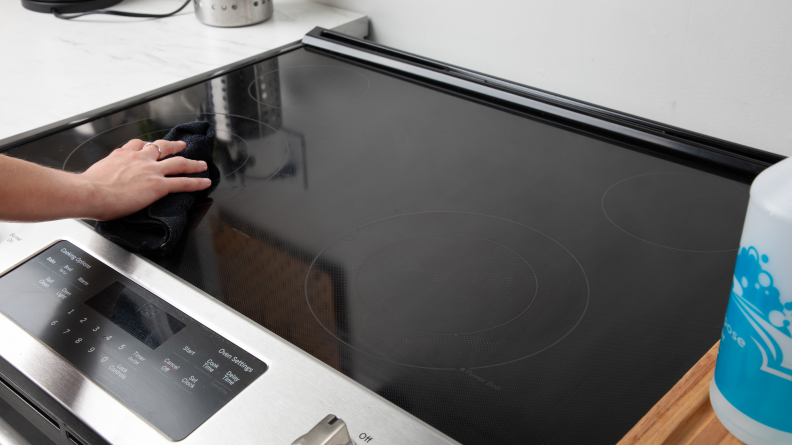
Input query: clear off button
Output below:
<box><xmin>161</xmin><ymin>357</ymin><xmax>181</xmax><ymax>374</ymax></box>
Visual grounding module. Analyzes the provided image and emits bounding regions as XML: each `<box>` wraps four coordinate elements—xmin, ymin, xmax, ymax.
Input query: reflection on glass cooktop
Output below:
<box><xmin>7</xmin><ymin>47</ymin><xmax>751</xmax><ymax>444</ymax></box>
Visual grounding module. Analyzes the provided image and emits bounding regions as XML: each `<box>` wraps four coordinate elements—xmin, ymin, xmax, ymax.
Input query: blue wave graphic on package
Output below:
<box><xmin>729</xmin><ymin>247</ymin><xmax>792</xmax><ymax>380</ymax></box>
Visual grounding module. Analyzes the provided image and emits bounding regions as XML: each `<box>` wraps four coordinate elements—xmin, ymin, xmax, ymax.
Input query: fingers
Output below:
<box><xmin>118</xmin><ymin>139</ymin><xmax>188</xmax><ymax>160</ymax></box>
<box><xmin>158</xmin><ymin>157</ymin><xmax>208</xmax><ymax>176</ymax></box>
<box><xmin>144</xmin><ymin>140</ymin><xmax>187</xmax><ymax>160</ymax></box>
<box><xmin>120</xmin><ymin>139</ymin><xmax>147</xmax><ymax>151</ymax></box>
<box><xmin>166</xmin><ymin>177</ymin><xmax>212</xmax><ymax>194</ymax></box>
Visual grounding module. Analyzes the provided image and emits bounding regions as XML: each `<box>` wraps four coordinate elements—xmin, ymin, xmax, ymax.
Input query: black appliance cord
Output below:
<box><xmin>53</xmin><ymin>0</ymin><xmax>192</xmax><ymax>20</ymax></box>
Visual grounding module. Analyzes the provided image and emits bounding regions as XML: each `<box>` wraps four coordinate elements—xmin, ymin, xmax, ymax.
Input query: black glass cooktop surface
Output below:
<box><xmin>6</xmin><ymin>46</ymin><xmax>752</xmax><ymax>444</ymax></box>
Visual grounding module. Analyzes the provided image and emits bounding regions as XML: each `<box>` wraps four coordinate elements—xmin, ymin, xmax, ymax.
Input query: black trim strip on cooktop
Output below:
<box><xmin>302</xmin><ymin>27</ymin><xmax>785</xmax><ymax>176</ymax></box>
<box><xmin>0</xmin><ymin>40</ymin><xmax>304</xmax><ymax>154</ymax></box>
<box><xmin>3</xmin><ymin>27</ymin><xmax>784</xmax><ymax>177</ymax></box>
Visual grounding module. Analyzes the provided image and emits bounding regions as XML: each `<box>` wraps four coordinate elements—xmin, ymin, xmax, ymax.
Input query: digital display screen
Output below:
<box><xmin>85</xmin><ymin>282</ymin><xmax>186</xmax><ymax>349</ymax></box>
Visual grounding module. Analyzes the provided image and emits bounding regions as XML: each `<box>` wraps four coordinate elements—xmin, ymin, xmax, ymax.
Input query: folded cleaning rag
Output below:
<box><xmin>94</xmin><ymin>121</ymin><xmax>220</xmax><ymax>256</ymax></box>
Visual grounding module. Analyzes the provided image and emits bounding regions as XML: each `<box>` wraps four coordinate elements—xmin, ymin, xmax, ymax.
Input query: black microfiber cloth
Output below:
<box><xmin>94</xmin><ymin>121</ymin><xmax>220</xmax><ymax>255</ymax></box>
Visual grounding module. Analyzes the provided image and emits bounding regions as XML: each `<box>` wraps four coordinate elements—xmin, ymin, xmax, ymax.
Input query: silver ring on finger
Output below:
<box><xmin>143</xmin><ymin>142</ymin><xmax>163</xmax><ymax>160</ymax></box>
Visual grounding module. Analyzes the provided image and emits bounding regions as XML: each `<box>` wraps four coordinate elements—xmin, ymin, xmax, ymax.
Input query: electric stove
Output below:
<box><xmin>0</xmin><ymin>28</ymin><xmax>784</xmax><ymax>445</ymax></box>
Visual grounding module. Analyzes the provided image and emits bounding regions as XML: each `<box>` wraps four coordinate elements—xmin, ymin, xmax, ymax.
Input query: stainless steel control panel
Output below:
<box><xmin>0</xmin><ymin>220</ymin><xmax>458</xmax><ymax>445</ymax></box>
<box><xmin>0</xmin><ymin>241</ymin><xmax>266</xmax><ymax>440</ymax></box>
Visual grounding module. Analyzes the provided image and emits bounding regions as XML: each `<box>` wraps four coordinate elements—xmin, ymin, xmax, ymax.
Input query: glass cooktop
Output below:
<box><xmin>5</xmin><ymin>46</ymin><xmax>752</xmax><ymax>444</ymax></box>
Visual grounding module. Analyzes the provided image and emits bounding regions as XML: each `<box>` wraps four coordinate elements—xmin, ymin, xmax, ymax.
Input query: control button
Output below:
<box><xmin>202</xmin><ymin>359</ymin><xmax>219</xmax><ymax>373</ymax></box>
<box><xmin>183</xmin><ymin>345</ymin><xmax>197</xmax><ymax>356</ymax></box>
<box><xmin>127</xmin><ymin>351</ymin><xmax>146</xmax><ymax>366</ymax></box>
<box><xmin>38</xmin><ymin>276</ymin><xmax>55</xmax><ymax>288</ymax></box>
<box><xmin>77</xmin><ymin>277</ymin><xmax>89</xmax><ymax>286</ymax></box>
<box><xmin>6</xmin><ymin>233</ymin><xmax>21</xmax><ymax>243</ymax></box>
<box><xmin>291</xmin><ymin>415</ymin><xmax>356</xmax><ymax>445</ymax></box>
<box><xmin>222</xmin><ymin>370</ymin><xmax>240</xmax><ymax>386</ymax></box>
<box><xmin>181</xmin><ymin>375</ymin><xmax>198</xmax><ymax>389</ymax></box>
<box><xmin>108</xmin><ymin>363</ymin><xmax>129</xmax><ymax>380</ymax></box>
<box><xmin>161</xmin><ymin>357</ymin><xmax>181</xmax><ymax>373</ymax></box>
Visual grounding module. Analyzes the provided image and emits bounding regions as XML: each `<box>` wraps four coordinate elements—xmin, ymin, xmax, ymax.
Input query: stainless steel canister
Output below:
<box><xmin>194</xmin><ymin>0</ymin><xmax>273</xmax><ymax>27</ymax></box>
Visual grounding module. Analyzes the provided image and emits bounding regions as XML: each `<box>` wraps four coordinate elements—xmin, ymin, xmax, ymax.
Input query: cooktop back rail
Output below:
<box><xmin>302</xmin><ymin>27</ymin><xmax>784</xmax><ymax>177</ymax></box>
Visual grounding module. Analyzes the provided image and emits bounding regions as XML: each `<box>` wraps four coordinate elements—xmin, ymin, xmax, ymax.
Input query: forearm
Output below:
<box><xmin>0</xmin><ymin>155</ymin><xmax>95</xmax><ymax>222</ymax></box>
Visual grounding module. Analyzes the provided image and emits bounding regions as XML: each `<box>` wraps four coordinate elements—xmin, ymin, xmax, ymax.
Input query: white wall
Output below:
<box><xmin>313</xmin><ymin>0</ymin><xmax>792</xmax><ymax>157</ymax></box>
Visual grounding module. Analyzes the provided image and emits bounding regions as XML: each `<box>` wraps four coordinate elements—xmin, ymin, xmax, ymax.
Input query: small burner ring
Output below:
<box><xmin>602</xmin><ymin>173</ymin><xmax>748</xmax><ymax>252</ymax></box>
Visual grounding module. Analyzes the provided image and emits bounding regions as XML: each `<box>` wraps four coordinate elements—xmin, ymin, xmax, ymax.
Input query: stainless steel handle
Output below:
<box><xmin>0</xmin><ymin>416</ymin><xmax>32</xmax><ymax>445</ymax></box>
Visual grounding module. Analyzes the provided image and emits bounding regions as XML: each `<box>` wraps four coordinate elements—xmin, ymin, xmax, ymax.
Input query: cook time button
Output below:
<box><xmin>202</xmin><ymin>358</ymin><xmax>219</xmax><ymax>374</ymax></box>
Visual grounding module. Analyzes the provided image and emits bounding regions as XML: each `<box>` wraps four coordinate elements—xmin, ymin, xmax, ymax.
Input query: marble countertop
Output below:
<box><xmin>0</xmin><ymin>0</ymin><xmax>367</xmax><ymax>144</ymax></box>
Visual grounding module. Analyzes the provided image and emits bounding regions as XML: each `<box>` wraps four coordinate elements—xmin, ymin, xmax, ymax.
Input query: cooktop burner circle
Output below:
<box><xmin>305</xmin><ymin>212</ymin><xmax>590</xmax><ymax>370</ymax></box>
<box><xmin>247</xmin><ymin>65</ymin><xmax>369</xmax><ymax>110</ymax></box>
<box><xmin>62</xmin><ymin>113</ymin><xmax>290</xmax><ymax>202</ymax></box>
<box><xmin>602</xmin><ymin>173</ymin><xmax>748</xmax><ymax>252</ymax></box>
<box><xmin>356</xmin><ymin>233</ymin><xmax>538</xmax><ymax>335</ymax></box>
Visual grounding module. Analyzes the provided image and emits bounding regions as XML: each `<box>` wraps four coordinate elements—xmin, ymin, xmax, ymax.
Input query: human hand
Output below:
<box><xmin>79</xmin><ymin>139</ymin><xmax>211</xmax><ymax>221</ymax></box>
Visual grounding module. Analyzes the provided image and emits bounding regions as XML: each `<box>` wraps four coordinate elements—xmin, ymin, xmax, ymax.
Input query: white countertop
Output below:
<box><xmin>0</xmin><ymin>0</ymin><xmax>367</xmax><ymax>144</ymax></box>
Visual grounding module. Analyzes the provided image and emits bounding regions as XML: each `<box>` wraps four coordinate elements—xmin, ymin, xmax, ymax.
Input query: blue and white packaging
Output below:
<box><xmin>712</xmin><ymin>157</ymin><xmax>792</xmax><ymax>445</ymax></box>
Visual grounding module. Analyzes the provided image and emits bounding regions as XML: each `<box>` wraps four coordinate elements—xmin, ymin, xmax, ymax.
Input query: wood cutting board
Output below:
<box><xmin>618</xmin><ymin>342</ymin><xmax>745</xmax><ymax>445</ymax></box>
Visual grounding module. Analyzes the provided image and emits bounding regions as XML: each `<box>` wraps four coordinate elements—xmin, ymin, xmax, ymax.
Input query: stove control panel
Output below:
<box><xmin>0</xmin><ymin>241</ymin><xmax>267</xmax><ymax>440</ymax></box>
